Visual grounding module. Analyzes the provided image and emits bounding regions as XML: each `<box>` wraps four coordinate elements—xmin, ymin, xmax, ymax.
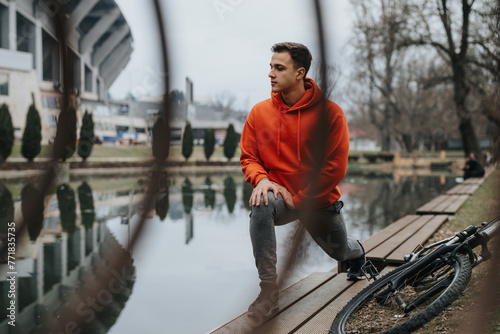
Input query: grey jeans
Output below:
<box><xmin>249</xmin><ymin>191</ymin><xmax>363</xmax><ymax>286</ymax></box>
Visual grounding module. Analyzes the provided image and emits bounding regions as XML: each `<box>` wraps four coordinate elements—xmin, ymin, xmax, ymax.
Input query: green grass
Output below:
<box><xmin>9</xmin><ymin>143</ymin><xmax>468</xmax><ymax>163</ymax></box>
<box><xmin>448</xmin><ymin>168</ymin><xmax>500</xmax><ymax>230</ymax></box>
<box><xmin>10</xmin><ymin>143</ymin><xmax>54</xmax><ymax>158</ymax></box>
<box><xmin>415</xmin><ymin>167</ymin><xmax>500</xmax><ymax>334</ymax></box>
<box><xmin>8</xmin><ymin>143</ymin><xmax>239</xmax><ymax>161</ymax></box>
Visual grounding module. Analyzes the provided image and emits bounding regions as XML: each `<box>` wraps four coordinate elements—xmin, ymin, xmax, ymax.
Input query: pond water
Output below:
<box><xmin>0</xmin><ymin>171</ymin><xmax>458</xmax><ymax>333</ymax></box>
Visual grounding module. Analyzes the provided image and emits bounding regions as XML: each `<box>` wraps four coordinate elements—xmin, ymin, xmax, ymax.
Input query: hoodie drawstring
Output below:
<box><xmin>277</xmin><ymin>106</ymin><xmax>302</xmax><ymax>164</ymax></box>
<box><xmin>277</xmin><ymin>105</ymin><xmax>281</xmax><ymax>159</ymax></box>
<box><xmin>297</xmin><ymin>110</ymin><xmax>301</xmax><ymax>164</ymax></box>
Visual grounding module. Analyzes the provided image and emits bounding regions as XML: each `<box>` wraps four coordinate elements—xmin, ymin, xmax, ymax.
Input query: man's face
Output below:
<box><xmin>268</xmin><ymin>52</ymin><xmax>302</xmax><ymax>94</ymax></box>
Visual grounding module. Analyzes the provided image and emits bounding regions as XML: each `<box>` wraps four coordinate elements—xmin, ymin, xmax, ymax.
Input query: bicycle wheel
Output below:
<box><xmin>331</xmin><ymin>252</ymin><xmax>472</xmax><ymax>334</ymax></box>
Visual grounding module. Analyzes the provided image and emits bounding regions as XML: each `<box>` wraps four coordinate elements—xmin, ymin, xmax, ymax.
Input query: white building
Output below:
<box><xmin>0</xmin><ymin>0</ymin><xmax>133</xmax><ymax>143</ymax></box>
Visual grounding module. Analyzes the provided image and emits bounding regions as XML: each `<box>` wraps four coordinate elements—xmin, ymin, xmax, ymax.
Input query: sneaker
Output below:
<box><xmin>347</xmin><ymin>241</ymin><xmax>366</xmax><ymax>281</ymax></box>
<box><xmin>247</xmin><ymin>284</ymin><xmax>279</xmax><ymax>319</ymax></box>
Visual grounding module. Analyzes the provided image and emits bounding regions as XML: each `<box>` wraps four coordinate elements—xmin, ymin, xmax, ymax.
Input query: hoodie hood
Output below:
<box><xmin>271</xmin><ymin>77</ymin><xmax>324</xmax><ymax>163</ymax></box>
<box><xmin>271</xmin><ymin>77</ymin><xmax>324</xmax><ymax>112</ymax></box>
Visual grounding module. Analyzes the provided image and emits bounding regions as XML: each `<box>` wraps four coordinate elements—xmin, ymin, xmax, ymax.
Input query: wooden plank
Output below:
<box><xmin>443</xmin><ymin>195</ymin><xmax>469</xmax><ymax>214</ymax></box>
<box><xmin>432</xmin><ymin>195</ymin><xmax>459</xmax><ymax>213</ymax></box>
<box><xmin>462</xmin><ymin>177</ymin><xmax>484</xmax><ymax>185</ymax></box>
<box><xmin>447</xmin><ymin>184</ymin><xmax>478</xmax><ymax>195</ymax></box>
<box><xmin>366</xmin><ymin>215</ymin><xmax>433</xmax><ymax>261</ymax></box>
<box><xmin>447</xmin><ymin>184</ymin><xmax>465</xmax><ymax>194</ymax></box>
<box><xmin>446</xmin><ymin>184</ymin><xmax>462</xmax><ymax>194</ymax></box>
<box><xmin>252</xmin><ymin>274</ymin><xmax>354</xmax><ymax>334</ymax></box>
<box><xmin>416</xmin><ymin>195</ymin><xmax>448</xmax><ymax>213</ymax></box>
<box><xmin>385</xmin><ymin>215</ymin><xmax>448</xmax><ymax>263</ymax></box>
<box><xmin>339</xmin><ymin>215</ymin><xmax>420</xmax><ymax>273</ymax></box>
<box><xmin>467</xmin><ymin>184</ymin><xmax>479</xmax><ymax>194</ymax></box>
<box><xmin>361</xmin><ymin>215</ymin><xmax>420</xmax><ymax>253</ymax></box>
<box><xmin>294</xmin><ymin>267</ymin><xmax>397</xmax><ymax>334</ymax></box>
<box><xmin>210</xmin><ymin>271</ymin><xmax>336</xmax><ymax>334</ymax></box>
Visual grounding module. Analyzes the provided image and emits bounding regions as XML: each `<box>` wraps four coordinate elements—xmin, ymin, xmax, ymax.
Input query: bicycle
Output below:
<box><xmin>330</xmin><ymin>216</ymin><xmax>500</xmax><ymax>334</ymax></box>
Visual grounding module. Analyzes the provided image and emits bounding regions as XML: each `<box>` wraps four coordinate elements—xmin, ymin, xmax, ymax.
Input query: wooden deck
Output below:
<box><xmin>210</xmin><ymin>169</ymin><xmax>494</xmax><ymax>334</ymax></box>
<box><xmin>210</xmin><ymin>216</ymin><xmax>447</xmax><ymax>334</ymax></box>
<box><xmin>416</xmin><ymin>168</ymin><xmax>493</xmax><ymax>215</ymax></box>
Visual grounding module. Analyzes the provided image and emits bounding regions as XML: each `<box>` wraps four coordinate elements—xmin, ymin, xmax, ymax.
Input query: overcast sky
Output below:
<box><xmin>110</xmin><ymin>0</ymin><xmax>354</xmax><ymax>111</ymax></box>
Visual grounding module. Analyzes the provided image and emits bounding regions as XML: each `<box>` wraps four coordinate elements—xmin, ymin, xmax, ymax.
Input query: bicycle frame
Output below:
<box><xmin>388</xmin><ymin>218</ymin><xmax>500</xmax><ymax>300</ymax></box>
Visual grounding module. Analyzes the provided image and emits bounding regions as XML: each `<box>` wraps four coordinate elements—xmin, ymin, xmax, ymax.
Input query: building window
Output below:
<box><xmin>48</xmin><ymin>115</ymin><xmax>57</xmax><ymax>127</ymax></box>
<box><xmin>42</xmin><ymin>30</ymin><xmax>60</xmax><ymax>82</ymax></box>
<box><xmin>0</xmin><ymin>73</ymin><xmax>8</xmax><ymax>95</ymax></box>
<box><xmin>84</xmin><ymin>65</ymin><xmax>93</xmax><ymax>92</ymax></box>
<box><xmin>42</xmin><ymin>96</ymin><xmax>61</xmax><ymax>109</ymax></box>
<box><xmin>0</xmin><ymin>4</ymin><xmax>8</xmax><ymax>49</ymax></box>
<box><xmin>17</xmin><ymin>13</ymin><xmax>36</xmax><ymax>69</ymax></box>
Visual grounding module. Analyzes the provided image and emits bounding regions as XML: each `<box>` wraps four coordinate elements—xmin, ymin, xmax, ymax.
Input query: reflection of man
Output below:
<box><xmin>240</xmin><ymin>42</ymin><xmax>365</xmax><ymax>319</ymax></box>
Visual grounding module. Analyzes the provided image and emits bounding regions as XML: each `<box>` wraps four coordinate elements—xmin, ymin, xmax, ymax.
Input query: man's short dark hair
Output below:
<box><xmin>271</xmin><ymin>42</ymin><xmax>313</xmax><ymax>76</ymax></box>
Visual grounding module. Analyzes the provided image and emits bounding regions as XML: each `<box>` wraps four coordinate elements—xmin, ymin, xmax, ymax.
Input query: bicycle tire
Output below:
<box><xmin>330</xmin><ymin>252</ymin><xmax>472</xmax><ymax>334</ymax></box>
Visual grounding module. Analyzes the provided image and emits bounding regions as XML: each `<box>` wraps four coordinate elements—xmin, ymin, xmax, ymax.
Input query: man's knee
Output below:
<box><xmin>250</xmin><ymin>192</ymin><xmax>282</xmax><ymax>218</ymax></box>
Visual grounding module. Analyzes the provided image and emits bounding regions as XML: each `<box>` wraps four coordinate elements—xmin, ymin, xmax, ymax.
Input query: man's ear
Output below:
<box><xmin>296</xmin><ymin>67</ymin><xmax>305</xmax><ymax>81</ymax></box>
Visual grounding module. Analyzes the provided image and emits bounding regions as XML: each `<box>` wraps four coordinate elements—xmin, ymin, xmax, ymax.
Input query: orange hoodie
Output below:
<box><xmin>240</xmin><ymin>78</ymin><xmax>349</xmax><ymax>209</ymax></box>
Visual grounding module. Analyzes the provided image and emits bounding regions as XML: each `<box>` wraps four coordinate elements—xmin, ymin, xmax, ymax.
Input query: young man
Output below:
<box><xmin>240</xmin><ymin>42</ymin><xmax>365</xmax><ymax>319</ymax></box>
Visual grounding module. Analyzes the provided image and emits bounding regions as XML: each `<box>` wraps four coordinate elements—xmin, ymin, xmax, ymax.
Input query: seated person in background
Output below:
<box><xmin>463</xmin><ymin>152</ymin><xmax>485</xmax><ymax>180</ymax></box>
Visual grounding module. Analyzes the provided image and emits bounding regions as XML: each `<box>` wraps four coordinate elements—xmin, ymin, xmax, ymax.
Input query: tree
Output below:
<box><xmin>223</xmin><ymin>123</ymin><xmax>238</xmax><ymax>161</ymax></box>
<box><xmin>213</xmin><ymin>91</ymin><xmax>237</xmax><ymax>119</ymax></box>
<box><xmin>469</xmin><ymin>1</ymin><xmax>500</xmax><ymax>158</ymax></box>
<box><xmin>0</xmin><ymin>104</ymin><xmax>14</xmax><ymax>162</ymax></box>
<box><xmin>77</xmin><ymin>111</ymin><xmax>94</xmax><ymax>162</ymax></box>
<box><xmin>21</xmin><ymin>103</ymin><xmax>42</xmax><ymax>162</ymax></box>
<box><xmin>152</xmin><ymin>116</ymin><xmax>170</xmax><ymax>160</ymax></box>
<box><xmin>401</xmin><ymin>0</ymin><xmax>486</xmax><ymax>155</ymax></box>
<box><xmin>204</xmin><ymin>128</ymin><xmax>215</xmax><ymax>161</ymax></box>
<box><xmin>182</xmin><ymin>121</ymin><xmax>194</xmax><ymax>161</ymax></box>
<box><xmin>349</xmin><ymin>0</ymin><xmax>416</xmax><ymax>151</ymax></box>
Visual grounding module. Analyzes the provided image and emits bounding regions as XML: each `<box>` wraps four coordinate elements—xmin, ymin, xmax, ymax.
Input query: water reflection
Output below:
<box><xmin>0</xmin><ymin>180</ymin><xmax>136</xmax><ymax>333</ymax></box>
<box><xmin>57</xmin><ymin>184</ymin><xmax>77</xmax><ymax>235</ymax></box>
<box><xmin>204</xmin><ymin>177</ymin><xmax>216</xmax><ymax>210</ymax></box>
<box><xmin>155</xmin><ymin>188</ymin><xmax>170</xmax><ymax>222</ymax></box>
<box><xmin>0</xmin><ymin>184</ymin><xmax>14</xmax><ymax>238</ymax></box>
<box><xmin>182</xmin><ymin>178</ymin><xmax>193</xmax><ymax>215</ymax></box>
<box><xmin>223</xmin><ymin>177</ymin><xmax>237</xmax><ymax>214</ymax></box>
<box><xmin>78</xmin><ymin>181</ymin><xmax>96</xmax><ymax>230</ymax></box>
<box><xmin>0</xmin><ymin>172</ymin><xmax>458</xmax><ymax>333</ymax></box>
<box><xmin>340</xmin><ymin>173</ymin><xmax>456</xmax><ymax>239</ymax></box>
<box><xmin>242</xmin><ymin>180</ymin><xmax>253</xmax><ymax>211</ymax></box>
<box><xmin>21</xmin><ymin>184</ymin><xmax>44</xmax><ymax>241</ymax></box>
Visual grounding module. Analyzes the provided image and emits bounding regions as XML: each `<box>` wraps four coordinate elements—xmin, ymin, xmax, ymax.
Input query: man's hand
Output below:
<box><xmin>250</xmin><ymin>178</ymin><xmax>278</xmax><ymax>206</ymax></box>
<box><xmin>270</xmin><ymin>182</ymin><xmax>296</xmax><ymax>210</ymax></box>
